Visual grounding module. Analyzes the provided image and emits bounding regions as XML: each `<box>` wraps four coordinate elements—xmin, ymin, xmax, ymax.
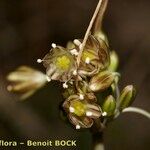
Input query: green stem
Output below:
<box><xmin>115</xmin><ymin>82</ymin><xmax>120</xmax><ymax>102</ymax></box>
<box><xmin>91</xmin><ymin>119</ymin><xmax>105</xmax><ymax>150</ymax></box>
<box><xmin>92</xmin><ymin>133</ymin><xmax>105</xmax><ymax>150</ymax></box>
<box><xmin>122</xmin><ymin>107</ymin><xmax>150</xmax><ymax>119</ymax></box>
<box><xmin>113</xmin><ymin>82</ymin><xmax>121</xmax><ymax>118</ymax></box>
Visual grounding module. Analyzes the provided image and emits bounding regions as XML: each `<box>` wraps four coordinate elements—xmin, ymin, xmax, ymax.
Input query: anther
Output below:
<box><xmin>46</xmin><ymin>76</ymin><xmax>51</xmax><ymax>82</ymax></box>
<box><xmin>73</xmin><ymin>39</ymin><xmax>81</xmax><ymax>46</ymax></box>
<box><xmin>76</xmin><ymin>125</ymin><xmax>81</xmax><ymax>130</ymax></box>
<box><xmin>85</xmin><ymin>57</ymin><xmax>90</xmax><ymax>64</ymax></box>
<box><xmin>37</xmin><ymin>59</ymin><xmax>43</xmax><ymax>63</ymax></box>
<box><xmin>73</xmin><ymin>70</ymin><xmax>77</xmax><ymax>75</ymax></box>
<box><xmin>102</xmin><ymin>112</ymin><xmax>107</xmax><ymax>116</ymax></box>
<box><xmin>51</xmin><ymin>43</ymin><xmax>57</xmax><ymax>48</ymax></box>
<box><xmin>69</xmin><ymin>107</ymin><xmax>75</xmax><ymax>113</ymax></box>
<box><xmin>86</xmin><ymin>111</ymin><xmax>93</xmax><ymax>117</ymax></box>
<box><xmin>63</xmin><ymin>82</ymin><xmax>68</xmax><ymax>88</ymax></box>
<box><xmin>79</xmin><ymin>94</ymin><xmax>84</xmax><ymax>100</ymax></box>
<box><xmin>70</xmin><ymin>49</ymin><xmax>79</xmax><ymax>56</ymax></box>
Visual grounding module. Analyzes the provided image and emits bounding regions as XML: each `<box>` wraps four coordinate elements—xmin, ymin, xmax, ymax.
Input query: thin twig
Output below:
<box><xmin>77</xmin><ymin>0</ymin><xmax>104</xmax><ymax>66</ymax></box>
<box><xmin>122</xmin><ymin>107</ymin><xmax>150</xmax><ymax>119</ymax></box>
<box><xmin>91</xmin><ymin>0</ymin><xmax>108</xmax><ymax>35</ymax></box>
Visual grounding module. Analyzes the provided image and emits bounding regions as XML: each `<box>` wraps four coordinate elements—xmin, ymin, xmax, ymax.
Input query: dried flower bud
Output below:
<box><xmin>89</xmin><ymin>70</ymin><xmax>118</xmax><ymax>92</ymax></box>
<box><xmin>102</xmin><ymin>95</ymin><xmax>116</xmax><ymax>117</ymax></box>
<box><xmin>119</xmin><ymin>85</ymin><xmax>136</xmax><ymax>111</ymax></box>
<box><xmin>42</xmin><ymin>46</ymin><xmax>76</xmax><ymax>82</ymax></box>
<box><xmin>75</xmin><ymin>35</ymin><xmax>110</xmax><ymax>76</ymax></box>
<box><xmin>7</xmin><ymin>66</ymin><xmax>47</xmax><ymax>100</ymax></box>
<box><xmin>94</xmin><ymin>30</ymin><xmax>109</xmax><ymax>46</ymax></box>
<box><xmin>108</xmin><ymin>51</ymin><xmax>119</xmax><ymax>71</ymax></box>
<box><xmin>97</xmin><ymin>37</ymin><xmax>110</xmax><ymax>67</ymax></box>
<box><xmin>63</xmin><ymin>94</ymin><xmax>102</xmax><ymax>129</ymax></box>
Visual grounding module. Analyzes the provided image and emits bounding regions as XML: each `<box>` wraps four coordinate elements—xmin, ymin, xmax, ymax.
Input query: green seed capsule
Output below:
<box><xmin>108</xmin><ymin>51</ymin><xmax>119</xmax><ymax>72</ymax></box>
<box><xmin>102</xmin><ymin>95</ymin><xmax>116</xmax><ymax>116</ymax></box>
<box><xmin>89</xmin><ymin>71</ymin><xmax>118</xmax><ymax>92</ymax></box>
<box><xmin>119</xmin><ymin>85</ymin><xmax>136</xmax><ymax>111</ymax></box>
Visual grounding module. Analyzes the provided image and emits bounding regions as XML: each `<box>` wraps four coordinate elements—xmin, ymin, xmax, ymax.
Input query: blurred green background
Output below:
<box><xmin>0</xmin><ymin>0</ymin><xmax>150</xmax><ymax>149</ymax></box>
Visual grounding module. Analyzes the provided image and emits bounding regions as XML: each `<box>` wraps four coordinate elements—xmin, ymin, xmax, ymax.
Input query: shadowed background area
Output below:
<box><xmin>0</xmin><ymin>0</ymin><xmax>150</xmax><ymax>150</ymax></box>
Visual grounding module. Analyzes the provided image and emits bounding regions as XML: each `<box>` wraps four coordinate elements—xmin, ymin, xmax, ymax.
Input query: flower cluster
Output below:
<box><xmin>6</xmin><ymin>32</ymin><xmax>136</xmax><ymax>129</ymax></box>
<box><xmin>36</xmin><ymin>33</ymin><xmax>135</xmax><ymax>129</ymax></box>
<box><xmin>6</xmin><ymin>0</ymin><xmax>137</xmax><ymax>130</ymax></box>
